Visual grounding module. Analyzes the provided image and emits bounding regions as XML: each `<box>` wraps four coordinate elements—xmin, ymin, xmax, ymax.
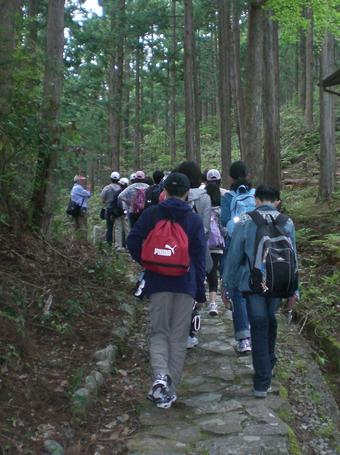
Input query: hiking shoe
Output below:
<box><xmin>148</xmin><ymin>374</ymin><xmax>170</xmax><ymax>402</ymax></box>
<box><xmin>208</xmin><ymin>302</ymin><xmax>218</xmax><ymax>316</ymax></box>
<box><xmin>236</xmin><ymin>338</ymin><xmax>252</xmax><ymax>354</ymax></box>
<box><xmin>187</xmin><ymin>335</ymin><xmax>198</xmax><ymax>349</ymax></box>
<box><xmin>253</xmin><ymin>386</ymin><xmax>272</xmax><ymax>398</ymax></box>
<box><xmin>156</xmin><ymin>392</ymin><xmax>177</xmax><ymax>409</ymax></box>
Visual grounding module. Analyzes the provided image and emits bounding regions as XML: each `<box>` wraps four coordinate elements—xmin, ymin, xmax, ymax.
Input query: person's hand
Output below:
<box><xmin>287</xmin><ymin>293</ymin><xmax>298</xmax><ymax>310</ymax></box>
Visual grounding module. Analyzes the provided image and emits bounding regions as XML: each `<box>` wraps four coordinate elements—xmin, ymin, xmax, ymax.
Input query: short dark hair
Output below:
<box><xmin>153</xmin><ymin>170</ymin><xmax>164</xmax><ymax>185</ymax></box>
<box><xmin>255</xmin><ymin>184</ymin><xmax>280</xmax><ymax>203</ymax></box>
<box><xmin>175</xmin><ymin>161</ymin><xmax>202</xmax><ymax>188</ymax></box>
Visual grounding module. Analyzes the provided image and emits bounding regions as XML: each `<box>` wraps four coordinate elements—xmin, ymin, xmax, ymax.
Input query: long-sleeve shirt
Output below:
<box><xmin>70</xmin><ymin>184</ymin><xmax>92</xmax><ymax>210</ymax></box>
<box><xmin>101</xmin><ymin>183</ymin><xmax>121</xmax><ymax>208</ymax></box>
<box><xmin>222</xmin><ymin>204</ymin><xmax>299</xmax><ymax>296</ymax></box>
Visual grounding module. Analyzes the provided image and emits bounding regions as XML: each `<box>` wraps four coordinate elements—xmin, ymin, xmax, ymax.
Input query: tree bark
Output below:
<box><xmin>0</xmin><ymin>0</ymin><xmax>22</xmax><ymax>118</ymax></box>
<box><xmin>134</xmin><ymin>42</ymin><xmax>142</xmax><ymax>169</ymax></box>
<box><xmin>305</xmin><ymin>7</ymin><xmax>313</xmax><ymax>129</ymax></box>
<box><xmin>106</xmin><ymin>0</ymin><xmax>125</xmax><ymax>171</ymax></box>
<box><xmin>263</xmin><ymin>11</ymin><xmax>281</xmax><ymax>188</ymax></box>
<box><xmin>230</xmin><ymin>0</ymin><xmax>246</xmax><ymax>158</ymax></box>
<box><xmin>319</xmin><ymin>33</ymin><xmax>336</xmax><ymax>200</ymax></box>
<box><xmin>183</xmin><ymin>0</ymin><xmax>198</xmax><ymax>161</ymax></box>
<box><xmin>122</xmin><ymin>56</ymin><xmax>130</xmax><ymax>141</ymax></box>
<box><xmin>27</xmin><ymin>0</ymin><xmax>39</xmax><ymax>51</ymax></box>
<box><xmin>169</xmin><ymin>0</ymin><xmax>177</xmax><ymax>165</ymax></box>
<box><xmin>217</xmin><ymin>0</ymin><xmax>232</xmax><ymax>187</ymax></box>
<box><xmin>299</xmin><ymin>31</ymin><xmax>306</xmax><ymax>111</ymax></box>
<box><xmin>31</xmin><ymin>0</ymin><xmax>65</xmax><ymax>233</ymax></box>
<box><xmin>243</xmin><ymin>1</ymin><xmax>264</xmax><ymax>183</ymax></box>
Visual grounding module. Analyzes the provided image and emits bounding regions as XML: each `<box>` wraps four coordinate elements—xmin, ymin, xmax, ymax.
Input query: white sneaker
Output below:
<box><xmin>236</xmin><ymin>338</ymin><xmax>252</xmax><ymax>354</ymax></box>
<box><xmin>208</xmin><ymin>302</ymin><xmax>218</xmax><ymax>316</ymax></box>
<box><xmin>186</xmin><ymin>335</ymin><xmax>198</xmax><ymax>349</ymax></box>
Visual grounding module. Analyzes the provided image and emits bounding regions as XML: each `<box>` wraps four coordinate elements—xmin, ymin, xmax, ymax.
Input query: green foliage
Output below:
<box><xmin>266</xmin><ymin>0</ymin><xmax>340</xmax><ymax>44</ymax></box>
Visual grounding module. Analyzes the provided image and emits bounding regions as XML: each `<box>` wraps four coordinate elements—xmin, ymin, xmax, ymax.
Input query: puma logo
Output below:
<box><xmin>165</xmin><ymin>244</ymin><xmax>177</xmax><ymax>255</ymax></box>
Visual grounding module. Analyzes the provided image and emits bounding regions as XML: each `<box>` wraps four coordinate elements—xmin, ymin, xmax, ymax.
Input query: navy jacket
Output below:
<box><xmin>127</xmin><ymin>198</ymin><xmax>207</xmax><ymax>302</ymax></box>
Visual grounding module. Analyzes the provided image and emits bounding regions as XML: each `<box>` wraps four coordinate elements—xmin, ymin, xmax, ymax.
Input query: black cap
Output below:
<box><xmin>229</xmin><ymin>161</ymin><xmax>247</xmax><ymax>179</ymax></box>
<box><xmin>164</xmin><ymin>172</ymin><xmax>190</xmax><ymax>192</ymax></box>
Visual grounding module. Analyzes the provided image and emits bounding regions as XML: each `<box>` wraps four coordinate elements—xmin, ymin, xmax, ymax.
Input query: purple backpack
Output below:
<box><xmin>131</xmin><ymin>187</ymin><xmax>146</xmax><ymax>214</ymax></box>
<box><xmin>208</xmin><ymin>208</ymin><xmax>225</xmax><ymax>249</ymax></box>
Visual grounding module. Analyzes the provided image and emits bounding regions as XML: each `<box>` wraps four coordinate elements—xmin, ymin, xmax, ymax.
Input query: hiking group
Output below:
<box><xmin>67</xmin><ymin>160</ymin><xmax>299</xmax><ymax>409</ymax></box>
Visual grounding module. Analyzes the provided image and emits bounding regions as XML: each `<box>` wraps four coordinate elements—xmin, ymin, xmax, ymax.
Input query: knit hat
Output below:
<box><xmin>229</xmin><ymin>161</ymin><xmax>247</xmax><ymax>180</ymax></box>
<box><xmin>164</xmin><ymin>172</ymin><xmax>190</xmax><ymax>192</ymax></box>
<box><xmin>207</xmin><ymin>169</ymin><xmax>221</xmax><ymax>181</ymax></box>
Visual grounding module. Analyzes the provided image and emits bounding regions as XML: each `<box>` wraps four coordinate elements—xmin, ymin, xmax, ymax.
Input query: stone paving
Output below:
<box><xmin>127</xmin><ymin>297</ymin><xmax>292</xmax><ymax>455</ymax></box>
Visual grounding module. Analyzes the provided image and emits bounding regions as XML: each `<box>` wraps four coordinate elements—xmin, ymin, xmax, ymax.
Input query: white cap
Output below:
<box><xmin>130</xmin><ymin>172</ymin><xmax>136</xmax><ymax>181</ymax></box>
<box><xmin>207</xmin><ymin>169</ymin><xmax>221</xmax><ymax>181</ymax></box>
<box><xmin>74</xmin><ymin>174</ymin><xmax>86</xmax><ymax>182</ymax></box>
<box><xmin>110</xmin><ymin>171</ymin><xmax>120</xmax><ymax>180</ymax></box>
<box><xmin>119</xmin><ymin>177</ymin><xmax>129</xmax><ymax>186</ymax></box>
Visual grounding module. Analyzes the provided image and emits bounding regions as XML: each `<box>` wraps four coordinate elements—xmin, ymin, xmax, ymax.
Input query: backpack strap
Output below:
<box><xmin>274</xmin><ymin>213</ymin><xmax>289</xmax><ymax>227</ymax></box>
<box><xmin>248</xmin><ymin>210</ymin><xmax>267</xmax><ymax>226</ymax></box>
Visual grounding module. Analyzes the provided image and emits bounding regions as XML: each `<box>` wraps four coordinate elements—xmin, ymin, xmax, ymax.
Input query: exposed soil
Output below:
<box><xmin>0</xmin><ymin>230</ymin><xmax>143</xmax><ymax>454</ymax></box>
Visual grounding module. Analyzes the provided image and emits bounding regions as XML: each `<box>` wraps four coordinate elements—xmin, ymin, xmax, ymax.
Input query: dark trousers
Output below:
<box><xmin>129</xmin><ymin>212</ymin><xmax>141</xmax><ymax>228</ymax></box>
<box><xmin>245</xmin><ymin>294</ymin><xmax>281</xmax><ymax>391</ymax></box>
<box><xmin>206</xmin><ymin>252</ymin><xmax>222</xmax><ymax>292</ymax></box>
<box><xmin>106</xmin><ymin>217</ymin><xmax>114</xmax><ymax>245</ymax></box>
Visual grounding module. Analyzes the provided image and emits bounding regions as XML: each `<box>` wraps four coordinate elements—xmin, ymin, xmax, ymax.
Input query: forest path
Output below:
<box><xmin>127</xmin><ymin>295</ymin><xmax>292</xmax><ymax>455</ymax></box>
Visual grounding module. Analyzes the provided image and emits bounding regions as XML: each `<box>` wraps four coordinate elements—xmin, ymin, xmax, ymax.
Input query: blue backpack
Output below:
<box><xmin>227</xmin><ymin>186</ymin><xmax>256</xmax><ymax>237</ymax></box>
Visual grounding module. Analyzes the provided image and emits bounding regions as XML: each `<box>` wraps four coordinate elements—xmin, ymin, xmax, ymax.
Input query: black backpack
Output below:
<box><xmin>144</xmin><ymin>184</ymin><xmax>161</xmax><ymax>209</ymax></box>
<box><xmin>248</xmin><ymin>210</ymin><xmax>298</xmax><ymax>298</ymax></box>
<box><xmin>106</xmin><ymin>190</ymin><xmax>124</xmax><ymax>219</ymax></box>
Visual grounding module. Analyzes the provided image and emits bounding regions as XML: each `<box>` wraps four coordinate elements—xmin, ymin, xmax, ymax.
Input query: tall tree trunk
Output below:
<box><xmin>107</xmin><ymin>0</ymin><xmax>125</xmax><ymax>171</ymax></box>
<box><xmin>231</xmin><ymin>0</ymin><xmax>246</xmax><ymax>158</ymax></box>
<box><xmin>123</xmin><ymin>56</ymin><xmax>130</xmax><ymax>141</ymax></box>
<box><xmin>217</xmin><ymin>0</ymin><xmax>232</xmax><ymax>187</ymax></box>
<box><xmin>299</xmin><ymin>29</ymin><xmax>306</xmax><ymax>111</ymax></box>
<box><xmin>244</xmin><ymin>0</ymin><xmax>264</xmax><ymax>183</ymax></box>
<box><xmin>184</xmin><ymin>0</ymin><xmax>196</xmax><ymax>161</ymax></box>
<box><xmin>169</xmin><ymin>0</ymin><xmax>177</xmax><ymax>165</ymax></box>
<box><xmin>263</xmin><ymin>11</ymin><xmax>281</xmax><ymax>188</ymax></box>
<box><xmin>0</xmin><ymin>0</ymin><xmax>21</xmax><ymax>118</ymax></box>
<box><xmin>31</xmin><ymin>0</ymin><xmax>65</xmax><ymax>233</ymax></box>
<box><xmin>305</xmin><ymin>7</ymin><xmax>313</xmax><ymax>129</ymax></box>
<box><xmin>319</xmin><ymin>34</ymin><xmax>336</xmax><ymax>200</ymax></box>
<box><xmin>27</xmin><ymin>0</ymin><xmax>39</xmax><ymax>51</ymax></box>
<box><xmin>192</xmin><ymin>31</ymin><xmax>201</xmax><ymax>166</ymax></box>
<box><xmin>134</xmin><ymin>43</ymin><xmax>142</xmax><ymax>169</ymax></box>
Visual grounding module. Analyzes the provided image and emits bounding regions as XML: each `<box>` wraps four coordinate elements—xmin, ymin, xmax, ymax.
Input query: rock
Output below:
<box><xmin>94</xmin><ymin>344</ymin><xmax>117</xmax><ymax>362</ymax></box>
<box><xmin>196</xmin><ymin>435</ymin><xmax>289</xmax><ymax>455</ymax></box>
<box><xmin>73</xmin><ymin>388</ymin><xmax>91</xmax><ymax>407</ymax></box>
<box><xmin>112</xmin><ymin>326</ymin><xmax>129</xmax><ymax>341</ymax></box>
<box><xmin>92</xmin><ymin>370</ymin><xmax>104</xmax><ymax>386</ymax></box>
<box><xmin>193</xmin><ymin>399</ymin><xmax>243</xmax><ymax>415</ymax></box>
<box><xmin>146</xmin><ymin>422</ymin><xmax>201</xmax><ymax>444</ymax></box>
<box><xmin>127</xmin><ymin>435</ymin><xmax>188</xmax><ymax>454</ymax></box>
<box><xmin>85</xmin><ymin>375</ymin><xmax>97</xmax><ymax>392</ymax></box>
<box><xmin>182</xmin><ymin>392</ymin><xmax>222</xmax><ymax>408</ymax></box>
<box><xmin>243</xmin><ymin>422</ymin><xmax>289</xmax><ymax>437</ymax></box>
<box><xmin>119</xmin><ymin>303</ymin><xmax>135</xmax><ymax>317</ymax></box>
<box><xmin>96</xmin><ymin>359</ymin><xmax>113</xmax><ymax>374</ymax></box>
<box><xmin>195</xmin><ymin>412</ymin><xmax>246</xmax><ymax>435</ymax></box>
<box><xmin>44</xmin><ymin>440</ymin><xmax>64</xmax><ymax>455</ymax></box>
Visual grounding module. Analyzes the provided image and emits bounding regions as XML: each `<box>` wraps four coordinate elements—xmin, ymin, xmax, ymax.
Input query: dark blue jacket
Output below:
<box><xmin>127</xmin><ymin>198</ymin><xmax>207</xmax><ymax>302</ymax></box>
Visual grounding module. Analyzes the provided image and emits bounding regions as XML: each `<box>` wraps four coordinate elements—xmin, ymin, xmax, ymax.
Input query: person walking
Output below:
<box><xmin>70</xmin><ymin>175</ymin><xmax>92</xmax><ymax>240</ymax></box>
<box><xmin>175</xmin><ymin>160</ymin><xmax>212</xmax><ymax>349</ymax></box>
<box><xmin>127</xmin><ymin>172</ymin><xmax>206</xmax><ymax>408</ymax></box>
<box><xmin>205</xmin><ymin>170</ymin><xmax>227</xmax><ymax>316</ymax></box>
<box><xmin>101</xmin><ymin>171</ymin><xmax>121</xmax><ymax>246</ymax></box>
<box><xmin>223</xmin><ymin>184</ymin><xmax>299</xmax><ymax>397</ymax></box>
<box><xmin>118</xmin><ymin>170</ymin><xmax>149</xmax><ymax>228</ymax></box>
<box><xmin>221</xmin><ymin>161</ymin><xmax>254</xmax><ymax>354</ymax></box>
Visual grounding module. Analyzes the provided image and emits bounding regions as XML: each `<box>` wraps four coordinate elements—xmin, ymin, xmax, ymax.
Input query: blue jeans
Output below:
<box><xmin>245</xmin><ymin>294</ymin><xmax>281</xmax><ymax>391</ymax></box>
<box><xmin>231</xmin><ymin>288</ymin><xmax>250</xmax><ymax>341</ymax></box>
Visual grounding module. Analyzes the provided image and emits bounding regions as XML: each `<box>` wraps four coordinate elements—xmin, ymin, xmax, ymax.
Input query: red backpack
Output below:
<box><xmin>141</xmin><ymin>219</ymin><xmax>190</xmax><ymax>276</ymax></box>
